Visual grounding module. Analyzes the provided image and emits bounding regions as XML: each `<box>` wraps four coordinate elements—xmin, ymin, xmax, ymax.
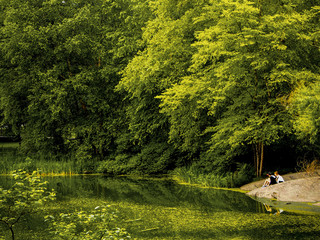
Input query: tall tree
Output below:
<box><xmin>118</xmin><ymin>0</ymin><xmax>208</xmax><ymax>171</ymax></box>
<box><xmin>0</xmin><ymin>0</ymin><xmax>151</xmax><ymax>161</ymax></box>
<box><xmin>159</xmin><ymin>0</ymin><xmax>320</xmax><ymax>176</ymax></box>
<box><xmin>288</xmin><ymin>4</ymin><xmax>320</xmax><ymax>156</ymax></box>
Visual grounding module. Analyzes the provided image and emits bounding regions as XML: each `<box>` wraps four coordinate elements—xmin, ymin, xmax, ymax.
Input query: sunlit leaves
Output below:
<box><xmin>289</xmin><ymin>74</ymin><xmax>320</xmax><ymax>143</ymax></box>
<box><xmin>118</xmin><ymin>0</ymin><xmax>203</xmax><ymax>147</ymax></box>
<box><xmin>158</xmin><ymin>0</ymin><xmax>320</xmax><ymax>174</ymax></box>
<box><xmin>0</xmin><ymin>169</ymin><xmax>56</xmax><ymax>239</ymax></box>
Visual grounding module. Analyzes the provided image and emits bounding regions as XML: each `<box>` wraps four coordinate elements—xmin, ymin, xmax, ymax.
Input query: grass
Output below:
<box><xmin>0</xmin><ymin>142</ymin><xmax>98</xmax><ymax>175</ymax></box>
<box><xmin>0</xmin><ymin>142</ymin><xmax>19</xmax><ymax>148</ymax></box>
<box><xmin>172</xmin><ymin>164</ymin><xmax>254</xmax><ymax>188</ymax></box>
<box><xmin>0</xmin><ymin>153</ymin><xmax>83</xmax><ymax>175</ymax></box>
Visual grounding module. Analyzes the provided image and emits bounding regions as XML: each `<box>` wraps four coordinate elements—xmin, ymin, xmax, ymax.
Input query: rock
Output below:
<box><xmin>246</xmin><ymin>177</ymin><xmax>320</xmax><ymax>203</ymax></box>
<box><xmin>240</xmin><ymin>169</ymin><xmax>320</xmax><ymax>191</ymax></box>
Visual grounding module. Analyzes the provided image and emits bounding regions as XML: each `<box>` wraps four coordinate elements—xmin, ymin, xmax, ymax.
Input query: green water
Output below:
<box><xmin>1</xmin><ymin>175</ymin><xmax>320</xmax><ymax>239</ymax></box>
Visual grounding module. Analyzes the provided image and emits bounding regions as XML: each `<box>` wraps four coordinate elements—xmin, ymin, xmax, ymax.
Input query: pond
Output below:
<box><xmin>1</xmin><ymin>175</ymin><xmax>320</xmax><ymax>239</ymax></box>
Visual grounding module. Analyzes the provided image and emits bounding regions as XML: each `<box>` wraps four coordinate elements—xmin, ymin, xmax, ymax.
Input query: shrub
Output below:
<box><xmin>296</xmin><ymin>159</ymin><xmax>320</xmax><ymax>175</ymax></box>
<box><xmin>0</xmin><ymin>170</ymin><xmax>56</xmax><ymax>240</ymax></box>
<box><xmin>97</xmin><ymin>154</ymin><xmax>136</xmax><ymax>175</ymax></box>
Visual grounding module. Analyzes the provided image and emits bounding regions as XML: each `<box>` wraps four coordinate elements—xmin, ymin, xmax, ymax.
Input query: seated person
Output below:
<box><xmin>262</xmin><ymin>172</ymin><xmax>277</xmax><ymax>187</ymax></box>
<box><xmin>274</xmin><ymin>171</ymin><xmax>284</xmax><ymax>183</ymax></box>
<box><xmin>262</xmin><ymin>178</ymin><xmax>270</xmax><ymax>187</ymax></box>
<box><xmin>267</xmin><ymin>172</ymin><xmax>277</xmax><ymax>185</ymax></box>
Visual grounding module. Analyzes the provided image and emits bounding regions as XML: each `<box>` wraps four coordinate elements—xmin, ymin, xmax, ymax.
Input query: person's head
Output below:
<box><xmin>267</xmin><ymin>172</ymin><xmax>272</xmax><ymax>176</ymax></box>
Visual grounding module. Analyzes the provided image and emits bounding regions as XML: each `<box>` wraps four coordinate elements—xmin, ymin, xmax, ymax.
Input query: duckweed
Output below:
<box><xmin>0</xmin><ymin>175</ymin><xmax>319</xmax><ymax>239</ymax></box>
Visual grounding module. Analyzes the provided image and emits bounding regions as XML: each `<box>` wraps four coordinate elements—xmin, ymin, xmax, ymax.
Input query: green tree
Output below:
<box><xmin>0</xmin><ymin>0</ymin><xmax>151</xmax><ymax>162</ymax></box>
<box><xmin>159</xmin><ymin>0</ymin><xmax>320</xmax><ymax>176</ymax></box>
<box><xmin>288</xmin><ymin>5</ymin><xmax>320</xmax><ymax>152</ymax></box>
<box><xmin>0</xmin><ymin>169</ymin><xmax>55</xmax><ymax>240</ymax></box>
<box><xmin>117</xmin><ymin>0</ymin><xmax>208</xmax><ymax>171</ymax></box>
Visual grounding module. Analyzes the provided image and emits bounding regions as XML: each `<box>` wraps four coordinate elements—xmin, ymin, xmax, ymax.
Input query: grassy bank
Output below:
<box><xmin>0</xmin><ymin>142</ymin><xmax>98</xmax><ymax>175</ymax></box>
<box><xmin>0</xmin><ymin>142</ymin><xmax>252</xmax><ymax>189</ymax></box>
<box><xmin>0</xmin><ymin>155</ymin><xmax>99</xmax><ymax>175</ymax></box>
<box><xmin>171</xmin><ymin>164</ymin><xmax>255</xmax><ymax>188</ymax></box>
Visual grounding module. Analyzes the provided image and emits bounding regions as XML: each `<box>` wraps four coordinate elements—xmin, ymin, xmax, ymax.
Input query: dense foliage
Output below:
<box><xmin>1</xmin><ymin>0</ymin><xmax>320</xmax><ymax>178</ymax></box>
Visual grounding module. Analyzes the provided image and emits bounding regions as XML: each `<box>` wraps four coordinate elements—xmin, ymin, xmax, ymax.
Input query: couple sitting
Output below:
<box><xmin>262</xmin><ymin>171</ymin><xmax>284</xmax><ymax>187</ymax></box>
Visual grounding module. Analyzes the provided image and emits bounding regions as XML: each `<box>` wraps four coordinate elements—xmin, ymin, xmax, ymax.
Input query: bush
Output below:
<box><xmin>97</xmin><ymin>154</ymin><xmax>136</xmax><ymax>175</ymax></box>
<box><xmin>98</xmin><ymin>143</ymin><xmax>176</xmax><ymax>175</ymax></box>
<box><xmin>0</xmin><ymin>170</ymin><xmax>56</xmax><ymax>240</ymax></box>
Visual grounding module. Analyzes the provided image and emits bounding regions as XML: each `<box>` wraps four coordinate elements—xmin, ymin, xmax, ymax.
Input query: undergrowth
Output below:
<box><xmin>171</xmin><ymin>163</ymin><xmax>254</xmax><ymax>188</ymax></box>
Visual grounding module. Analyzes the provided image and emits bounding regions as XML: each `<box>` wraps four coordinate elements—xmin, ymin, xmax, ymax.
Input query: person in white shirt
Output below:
<box><xmin>274</xmin><ymin>171</ymin><xmax>284</xmax><ymax>183</ymax></box>
<box><xmin>262</xmin><ymin>178</ymin><xmax>270</xmax><ymax>187</ymax></box>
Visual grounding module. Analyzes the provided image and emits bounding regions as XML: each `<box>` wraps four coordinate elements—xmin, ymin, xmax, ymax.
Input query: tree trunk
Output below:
<box><xmin>259</xmin><ymin>143</ymin><xmax>264</xmax><ymax>177</ymax></box>
<box><xmin>253</xmin><ymin>142</ymin><xmax>264</xmax><ymax>177</ymax></box>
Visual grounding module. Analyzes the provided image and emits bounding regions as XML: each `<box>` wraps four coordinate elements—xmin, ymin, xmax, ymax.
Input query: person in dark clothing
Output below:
<box><xmin>267</xmin><ymin>172</ymin><xmax>277</xmax><ymax>185</ymax></box>
<box><xmin>262</xmin><ymin>172</ymin><xmax>277</xmax><ymax>187</ymax></box>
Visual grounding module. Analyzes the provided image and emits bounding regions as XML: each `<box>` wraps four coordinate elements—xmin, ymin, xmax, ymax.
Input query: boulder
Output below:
<box><xmin>240</xmin><ymin>170</ymin><xmax>320</xmax><ymax>191</ymax></box>
<box><xmin>246</xmin><ymin>177</ymin><xmax>320</xmax><ymax>203</ymax></box>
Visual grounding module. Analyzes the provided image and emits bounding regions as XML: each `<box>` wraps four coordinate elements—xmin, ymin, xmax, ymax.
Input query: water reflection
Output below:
<box><xmin>42</xmin><ymin>175</ymin><xmax>261</xmax><ymax>213</ymax></box>
<box><xmin>251</xmin><ymin>195</ymin><xmax>320</xmax><ymax>215</ymax></box>
<box><xmin>263</xmin><ymin>203</ymin><xmax>284</xmax><ymax>215</ymax></box>
<box><xmin>2</xmin><ymin>174</ymin><xmax>319</xmax><ymax>215</ymax></box>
